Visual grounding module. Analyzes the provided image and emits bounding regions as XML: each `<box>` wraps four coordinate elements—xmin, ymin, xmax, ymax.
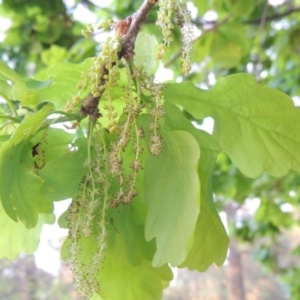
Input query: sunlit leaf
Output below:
<box><xmin>145</xmin><ymin>130</ymin><xmax>200</xmax><ymax>267</ymax></box>
<box><xmin>0</xmin><ymin>208</ymin><xmax>54</xmax><ymax>260</ymax></box>
<box><xmin>134</xmin><ymin>32</ymin><xmax>159</xmax><ymax>74</ymax></box>
<box><xmin>0</xmin><ymin>140</ymin><xmax>53</xmax><ymax>228</ymax></box>
<box><xmin>99</xmin><ymin>205</ymin><xmax>172</xmax><ymax>300</ymax></box>
<box><xmin>225</xmin><ymin>0</ymin><xmax>254</xmax><ymax>17</ymax></box>
<box><xmin>12</xmin><ymin>77</ymin><xmax>54</xmax><ymax>105</ymax></box>
<box><xmin>211</xmin><ymin>24</ymin><xmax>249</xmax><ymax>68</ymax></box>
<box><xmin>0</xmin><ymin>104</ymin><xmax>53</xmax><ymax>228</ymax></box>
<box><xmin>91</xmin><ymin>294</ymin><xmax>104</xmax><ymax>300</ymax></box>
<box><xmin>0</xmin><ymin>80</ymin><xmax>12</xmax><ymax>100</ymax></box>
<box><xmin>31</xmin><ymin>127</ymin><xmax>73</xmax><ymax>166</ymax></box>
<box><xmin>61</xmin><ymin>201</ymin><xmax>173</xmax><ymax>300</ymax></box>
<box><xmin>255</xmin><ymin>197</ymin><xmax>293</xmax><ymax>228</ymax></box>
<box><xmin>12</xmin><ymin>59</ymin><xmax>93</xmax><ymax>109</ymax></box>
<box><xmin>164</xmin><ymin>74</ymin><xmax>300</xmax><ymax>178</ymax></box>
<box><xmin>164</xmin><ymin>102</ymin><xmax>228</xmax><ymax>270</ymax></box>
<box><xmin>10</xmin><ymin>103</ymin><xmax>53</xmax><ymax>144</ymax></box>
<box><xmin>0</xmin><ymin>59</ymin><xmax>21</xmax><ymax>82</ymax></box>
<box><xmin>39</xmin><ymin>138</ymin><xmax>88</xmax><ymax>201</ymax></box>
<box><xmin>181</xmin><ymin>202</ymin><xmax>229</xmax><ymax>270</ymax></box>
<box><xmin>41</xmin><ymin>44</ymin><xmax>67</xmax><ymax>66</ymax></box>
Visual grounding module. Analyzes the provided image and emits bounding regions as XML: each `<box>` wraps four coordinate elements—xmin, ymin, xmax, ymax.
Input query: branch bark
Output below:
<box><xmin>244</xmin><ymin>6</ymin><xmax>300</xmax><ymax>24</ymax></box>
<box><xmin>194</xmin><ymin>6</ymin><xmax>300</xmax><ymax>26</ymax></box>
<box><xmin>81</xmin><ymin>0</ymin><xmax>158</xmax><ymax>120</ymax></box>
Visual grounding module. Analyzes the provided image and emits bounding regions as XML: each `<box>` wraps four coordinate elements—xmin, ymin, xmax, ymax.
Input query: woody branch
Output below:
<box><xmin>81</xmin><ymin>0</ymin><xmax>158</xmax><ymax>120</ymax></box>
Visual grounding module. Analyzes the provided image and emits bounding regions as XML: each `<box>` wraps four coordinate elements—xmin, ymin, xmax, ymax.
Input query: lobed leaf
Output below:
<box><xmin>0</xmin><ymin>208</ymin><xmax>54</xmax><ymax>260</ymax></box>
<box><xmin>31</xmin><ymin>127</ymin><xmax>74</xmax><ymax>167</ymax></box>
<box><xmin>0</xmin><ymin>79</ymin><xmax>13</xmax><ymax>100</ymax></box>
<box><xmin>181</xmin><ymin>200</ymin><xmax>229</xmax><ymax>271</ymax></box>
<box><xmin>164</xmin><ymin>102</ymin><xmax>228</xmax><ymax>270</ymax></box>
<box><xmin>39</xmin><ymin>138</ymin><xmax>88</xmax><ymax>201</ymax></box>
<box><xmin>144</xmin><ymin>130</ymin><xmax>200</xmax><ymax>267</ymax></box>
<box><xmin>12</xmin><ymin>59</ymin><xmax>93</xmax><ymax>109</ymax></box>
<box><xmin>164</xmin><ymin>74</ymin><xmax>300</xmax><ymax>178</ymax></box>
<box><xmin>0</xmin><ymin>59</ymin><xmax>21</xmax><ymax>82</ymax></box>
<box><xmin>0</xmin><ymin>104</ymin><xmax>53</xmax><ymax>228</ymax></box>
<box><xmin>9</xmin><ymin>103</ymin><xmax>53</xmax><ymax>144</ymax></box>
<box><xmin>0</xmin><ymin>141</ymin><xmax>53</xmax><ymax>228</ymax></box>
<box><xmin>98</xmin><ymin>206</ymin><xmax>173</xmax><ymax>300</ymax></box>
<box><xmin>134</xmin><ymin>32</ymin><xmax>159</xmax><ymax>74</ymax></box>
<box><xmin>61</xmin><ymin>201</ymin><xmax>172</xmax><ymax>300</ymax></box>
<box><xmin>211</xmin><ymin>24</ymin><xmax>249</xmax><ymax>68</ymax></box>
<box><xmin>91</xmin><ymin>294</ymin><xmax>104</xmax><ymax>300</ymax></box>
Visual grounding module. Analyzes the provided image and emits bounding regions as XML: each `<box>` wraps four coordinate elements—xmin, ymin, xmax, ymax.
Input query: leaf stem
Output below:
<box><xmin>87</xmin><ymin>120</ymin><xmax>96</xmax><ymax>203</ymax></box>
<box><xmin>99</xmin><ymin>124</ymin><xmax>109</xmax><ymax>247</ymax></box>
<box><xmin>0</xmin><ymin>115</ymin><xmax>21</xmax><ymax>123</ymax></box>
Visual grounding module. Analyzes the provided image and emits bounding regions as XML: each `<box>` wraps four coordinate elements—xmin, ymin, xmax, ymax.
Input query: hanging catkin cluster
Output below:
<box><xmin>156</xmin><ymin>0</ymin><xmax>193</xmax><ymax>75</ymax></box>
<box><xmin>66</xmin><ymin>124</ymin><xmax>109</xmax><ymax>297</ymax></box>
<box><xmin>64</xmin><ymin>14</ymin><xmax>167</xmax><ymax>297</ymax></box>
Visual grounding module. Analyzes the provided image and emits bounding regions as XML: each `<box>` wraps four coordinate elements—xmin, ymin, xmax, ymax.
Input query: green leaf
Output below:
<box><xmin>163</xmin><ymin>102</ymin><xmax>221</xmax><ymax>155</ymax></box>
<box><xmin>39</xmin><ymin>138</ymin><xmax>88</xmax><ymax>201</ymax></box>
<box><xmin>134</xmin><ymin>32</ymin><xmax>159</xmax><ymax>74</ymax></box>
<box><xmin>57</xmin><ymin>209</ymin><xmax>68</xmax><ymax>228</ymax></box>
<box><xmin>164</xmin><ymin>74</ymin><xmax>300</xmax><ymax>178</ymax></box>
<box><xmin>25</xmin><ymin>78</ymin><xmax>54</xmax><ymax>90</ymax></box>
<box><xmin>211</xmin><ymin>24</ymin><xmax>249</xmax><ymax>68</ymax></box>
<box><xmin>10</xmin><ymin>103</ymin><xmax>53</xmax><ymax>144</ymax></box>
<box><xmin>46</xmin><ymin>59</ymin><xmax>93</xmax><ymax>108</ymax></box>
<box><xmin>98</xmin><ymin>206</ymin><xmax>173</xmax><ymax>300</ymax></box>
<box><xmin>91</xmin><ymin>294</ymin><xmax>104</xmax><ymax>300</ymax></box>
<box><xmin>67</xmin><ymin>38</ymin><xmax>98</xmax><ymax>63</ymax></box>
<box><xmin>0</xmin><ymin>134</ymin><xmax>10</xmax><ymax>143</ymax></box>
<box><xmin>182</xmin><ymin>140</ymin><xmax>229</xmax><ymax>271</ymax></box>
<box><xmin>61</xmin><ymin>201</ymin><xmax>173</xmax><ymax>300</ymax></box>
<box><xmin>0</xmin><ymin>208</ymin><xmax>55</xmax><ymax>260</ymax></box>
<box><xmin>41</xmin><ymin>44</ymin><xmax>67</xmax><ymax>66</ymax></box>
<box><xmin>0</xmin><ymin>140</ymin><xmax>53</xmax><ymax>228</ymax></box>
<box><xmin>225</xmin><ymin>0</ymin><xmax>254</xmax><ymax>17</ymax></box>
<box><xmin>98</xmin><ymin>248</ymin><xmax>171</xmax><ymax>300</ymax></box>
<box><xmin>0</xmin><ymin>104</ymin><xmax>53</xmax><ymax>227</ymax></box>
<box><xmin>0</xmin><ymin>79</ymin><xmax>13</xmax><ymax>100</ymax></box>
<box><xmin>31</xmin><ymin>127</ymin><xmax>74</xmax><ymax>166</ymax></box>
<box><xmin>181</xmin><ymin>198</ymin><xmax>229</xmax><ymax>271</ymax></box>
<box><xmin>0</xmin><ymin>59</ymin><xmax>21</xmax><ymax>82</ymax></box>
<box><xmin>192</xmin><ymin>33</ymin><xmax>214</xmax><ymax>63</ymax></box>
<box><xmin>255</xmin><ymin>197</ymin><xmax>293</xmax><ymax>228</ymax></box>
<box><xmin>144</xmin><ymin>130</ymin><xmax>200</xmax><ymax>267</ymax></box>
<box><xmin>193</xmin><ymin>0</ymin><xmax>208</xmax><ymax>15</ymax></box>
<box><xmin>163</xmin><ymin>102</ymin><xmax>228</xmax><ymax>271</ymax></box>
<box><xmin>12</xmin><ymin>78</ymin><xmax>53</xmax><ymax>106</ymax></box>
<box><xmin>0</xmin><ymin>80</ymin><xmax>15</xmax><ymax>116</ymax></box>
<box><xmin>12</xmin><ymin>59</ymin><xmax>93</xmax><ymax>109</ymax></box>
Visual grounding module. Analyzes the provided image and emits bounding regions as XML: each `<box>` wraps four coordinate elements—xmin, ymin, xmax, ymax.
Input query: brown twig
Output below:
<box><xmin>143</xmin><ymin>5</ymin><xmax>300</xmax><ymax>27</ymax></box>
<box><xmin>81</xmin><ymin>0</ymin><xmax>158</xmax><ymax>120</ymax></box>
<box><xmin>119</xmin><ymin>0</ymin><xmax>158</xmax><ymax>59</ymax></box>
<box><xmin>193</xmin><ymin>6</ymin><xmax>300</xmax><ymax>26</ymax></box>
<box><xmin>244</xmin><ymin>5</ymin><xmax>300</xmax><ymax>24</ymax></box>
<box><xmin>255</xmin><ymin>1</ymin><xmax>269</xmax><ymax>81</ymax></box>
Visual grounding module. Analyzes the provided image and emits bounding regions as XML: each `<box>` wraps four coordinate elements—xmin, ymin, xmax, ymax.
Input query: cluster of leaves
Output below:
<box><xmin>1</xmin><ymin>0</ymin><xmax>300</xmax><ymax>299</ymax></box>
<box><xmin>0</xmin><ymin>0</ymin><xmax>96</xmax><ymax>74</ymax></box>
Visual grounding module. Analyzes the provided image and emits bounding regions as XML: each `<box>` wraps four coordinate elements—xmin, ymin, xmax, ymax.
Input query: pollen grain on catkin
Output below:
<box><xmin>155</xmin><ymin>0</ymin><xmax>193</xmax><ymax>75</ymax></box>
